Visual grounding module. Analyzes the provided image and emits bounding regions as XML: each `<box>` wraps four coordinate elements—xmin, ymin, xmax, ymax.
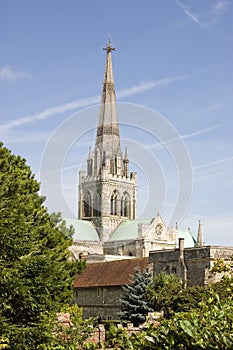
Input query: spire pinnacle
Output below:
<box><xmin>197</xmin><ymin>219</ymin><xmax>203</xmax><ymax>247</ymax></box>
<box><xmin>96</xmin><ymin>38</ymin><xmax>121</xmax><ymax>166</ymax></box>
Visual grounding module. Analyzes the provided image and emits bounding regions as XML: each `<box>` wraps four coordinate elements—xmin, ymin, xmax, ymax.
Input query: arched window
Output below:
<box><xmin>110</xmin><ymin>190</ymin><xmax>119</xmax><ymax>215</ymax></box>
<box><xmin>121</xmin><ymin>192</ymin><xmax>130</xmax><ymax>218</ymax></box>
<box><xmin>84</xmin><ymin>192</ymin><xmax>92</xmax><ymax>217</ymax></box>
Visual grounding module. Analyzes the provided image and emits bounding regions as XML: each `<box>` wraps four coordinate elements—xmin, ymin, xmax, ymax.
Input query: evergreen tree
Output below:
<box><xmin>0</xmin><ymin>143</ymin><xmax>82</xmax><ymax>349</ymax></box>
<box><xmin>119</xmin><ymin>267</ymin><xmax>153</xmax><ymax>326</ymax></box>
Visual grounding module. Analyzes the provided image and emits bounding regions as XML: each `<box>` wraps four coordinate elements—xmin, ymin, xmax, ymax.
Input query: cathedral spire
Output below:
<box><xmin>96</xmin><ymin>39</ymin><xmax>121</xmax><ymax>161</ymax></box>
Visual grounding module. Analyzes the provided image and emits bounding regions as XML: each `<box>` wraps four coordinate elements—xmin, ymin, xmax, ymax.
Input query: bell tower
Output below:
<box><xmin>78</xmin><ymin>40</ymin><xmax>137</xmax><ymax>242</ymax></box>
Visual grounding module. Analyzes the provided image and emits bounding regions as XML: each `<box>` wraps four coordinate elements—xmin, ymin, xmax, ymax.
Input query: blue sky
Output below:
<box><xmin>0</xmin><ymin>0</ymin><xmax>233</xmax><ymax>245</ymax></box>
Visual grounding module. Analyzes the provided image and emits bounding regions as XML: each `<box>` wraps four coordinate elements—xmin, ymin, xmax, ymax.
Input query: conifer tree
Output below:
<box><xmin>119</xmin><ymin>267</ymin><xmax>153</xmax><ymax>326</ymax></box>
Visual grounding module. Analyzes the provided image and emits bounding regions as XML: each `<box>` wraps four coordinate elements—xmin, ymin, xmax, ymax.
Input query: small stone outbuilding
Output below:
<box><xmin>74</xmin><ymin>257</ymin><xmax>150</xmax><ymax>320</ymax></box>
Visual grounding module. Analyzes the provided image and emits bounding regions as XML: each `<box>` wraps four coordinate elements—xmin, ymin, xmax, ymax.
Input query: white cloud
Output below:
<box><xmin>0</xmin><ymin>95</ymin><xmax>100</xmax><ymax>131</ymax></box>
<box><xmin>182</xmin><ymin>124</ymin><xmax>221</xmax><ymax>139</ymax></box>
<box><xmin>0</xmin><ymin>65</ymin><xmax>31</xmax><ymax>81</ymax></box>
<box><xmin>175</xmin><ymin>0</ymin><xmax>230</xmax><ymax>28</ymax></box>
<box><xmin>194</xmin><ymin>155</ymin><xmax>233</xmax><ymax>170</ymax></box>
<box><xmin>175</xmin><ymin>0</ymin><xmax>205</xmax><ymax>28</ymax></box>
<box><xmin>212</xmin><ymin>0</ymin><xmax>230</xmax><ymax>17</ymax></box>
<box><xmin>147</xmin><ymin>125</ymin><xmax>221</xmax><ymax>151</ymax></box>
<box><xmin>0</xmin><ymin>74</ymin><xmax>189</xmax><ymax>131</ymax></box>
<box><xmin>117</xmin><ymin>75</ymin><xmax>189</xmax><ymax>98</ymax></box>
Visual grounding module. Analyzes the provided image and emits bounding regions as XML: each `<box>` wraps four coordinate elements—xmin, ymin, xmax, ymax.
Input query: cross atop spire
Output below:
<box><xmin>103</xmin><ymin>38</ymin><xmax>116</xmax><ymax>53</ymax></box>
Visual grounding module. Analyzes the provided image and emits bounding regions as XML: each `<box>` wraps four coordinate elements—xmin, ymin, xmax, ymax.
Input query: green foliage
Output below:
<box><xmin>50</xmin><ymin>212</ymin><xmax>75</xmax><ymax>239</ymax></box>
<box><xmin>0</xmin><ymin>336</ymin><xmax>9</xmax><ymax>349</ymax></box>
<box><xmin>147</xmin><ymin>272</ymin><xmax>182</xmax><ymax>316</ymax></box>
<box><xmin>119</xmin><ymin>267</ymin><xmax>153</xmax><ymax>326</ymax></box>
<box><xmin>147</xmin><ymin>272</ymin><xmax>205</xmax><ymax>317</ymax></box>
<box><xmin>105</xmin><ymin>324</ymin><xmax>134</xmax><ymax>349</ymax></box>
<box><xmin>0</xmin><ymin>143</ymin><xmax>82</xmax><ymax>348</ymax></box>
<box><xmin>132</xmin><ymin>290</ymin><xmax>233</xmax><ymax>349</ymax></box>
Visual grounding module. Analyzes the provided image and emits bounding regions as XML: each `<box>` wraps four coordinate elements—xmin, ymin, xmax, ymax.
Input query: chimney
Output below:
<box><xmin>179</xmin><ymin>238</ymin><xmax>184</xmax><ymax>259</ymax></box>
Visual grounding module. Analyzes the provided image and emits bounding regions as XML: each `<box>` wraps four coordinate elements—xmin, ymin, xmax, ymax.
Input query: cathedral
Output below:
<box><xmin>68</xmin><ymin>40</ymin><xmax>197</xmax><ymax>260</ymax></box>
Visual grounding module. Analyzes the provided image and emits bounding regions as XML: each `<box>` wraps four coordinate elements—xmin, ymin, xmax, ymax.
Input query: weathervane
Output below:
<box><xmin>103</xmin><ymin>37</ymin><xmax>116</xmax><ymax>53</ymax></box>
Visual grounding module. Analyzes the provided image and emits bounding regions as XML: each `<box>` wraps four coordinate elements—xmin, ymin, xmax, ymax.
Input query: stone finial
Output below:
<box><xmin>197</xmin><ymin>220</ymin><xmax>203</xmax><ymax>247</ymax></box>
<box><xmin>124</xmin><ymin>147</ymin><xmax>128</xmax><ymax>160</ymax></box>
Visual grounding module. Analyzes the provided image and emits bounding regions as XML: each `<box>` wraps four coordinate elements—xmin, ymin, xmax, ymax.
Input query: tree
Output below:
<box><xmin>50</xmin><ymin>212</ymin><xmax>75</xmax><ymax>239</ymax></box>
<box><xmin>0</xmin><ymin>143</ymin><xmax>83</xmax><ymax>349</ymax></box>
<box><xmin>147</xmin><ymin>272</ymin><xmax>204</xmax><ymax>318</ymax></box>
<box><xmin>119</xmin><ymin>267</ymin><xmax>153</xmax><ymax>326</ymax></box>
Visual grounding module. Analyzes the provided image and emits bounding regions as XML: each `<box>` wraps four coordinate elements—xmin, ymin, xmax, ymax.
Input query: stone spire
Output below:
<box><xmin>197</xmin><ymin>219</ymin><xmax>203</xmax><ymax>247</ymax></box>
<box><xmin>96</xmin><ymin>39</ymin><xmax>121</xmax><ymax>163</ymax></box>
<box><xmin>78</xmin><ymin>40</ymin><xmax>137</xmax><ymax>241</ymax></box>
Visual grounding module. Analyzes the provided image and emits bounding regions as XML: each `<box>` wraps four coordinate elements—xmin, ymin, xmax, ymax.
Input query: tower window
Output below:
<box><xmin>121</xmin><ymin>192</ymin><xmax>130</xmax><ymax>218</ymax></box>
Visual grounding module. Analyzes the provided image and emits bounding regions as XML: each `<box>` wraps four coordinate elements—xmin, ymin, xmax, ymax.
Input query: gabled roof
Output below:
<box><xmin>74</xmin><ymin>257</ymin><xmax>149</xmax><ymax>288</ymax></box>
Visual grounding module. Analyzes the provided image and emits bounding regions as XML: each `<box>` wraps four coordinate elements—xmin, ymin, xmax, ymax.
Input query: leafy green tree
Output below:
<box><xmin>105</xmin><ymin>324</ymin><xmax>134</xmax><ymax>350</ymax></box>
<box><xmin>0</xmin><ymin>143</ymin><xmax>83</xmax><ymax>349</ymax></box>
<box><xmin>119</xmin><ymin>267</ymin><xmax>153</xmax><ymax>326</ymax></box>
<box><xmin>147</xmin><ymin>272</ymin><xmax>204</xmax><ymax>317</ymax></box>
<box><xmin>50</xmin><ymin>212</ymin><xmax>75</xmax><ymax>239</ymax></box>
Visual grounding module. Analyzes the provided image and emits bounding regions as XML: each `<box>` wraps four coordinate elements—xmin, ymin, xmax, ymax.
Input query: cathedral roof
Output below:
<box><xmin>69</xmin><ymin>217</ymin><xmax>195</xmax><ymax>248</ymax></box>
<box><xmin>177</xmin><ymin>230</ymin><xmax>196</xmax><ymax>248</ymax></box>
<box><xmin>66</xmin><ymin>219</ymin><xmax>100</xmax><ymax>242</ymax></box>
<box><xmin>109</xmin><ymin>219</ymin><xmax>195</xmax><ymax>248</ymax></box>
<box><xmin>109</xmin><ymin>219</ymin><xmax>151</xmax><ymax>241</ymax></box>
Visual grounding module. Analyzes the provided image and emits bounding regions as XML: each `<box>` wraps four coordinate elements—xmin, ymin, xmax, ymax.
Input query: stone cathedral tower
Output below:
<box><xmin>78</xmin><ymin>40</ymin><xmax>137</xmax><ymax>242</ymax></box>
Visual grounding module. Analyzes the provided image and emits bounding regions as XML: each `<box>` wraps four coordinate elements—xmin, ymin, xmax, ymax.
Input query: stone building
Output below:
<box><xmin>74</xmin><ymin>257</ymin><xmax>149</xmax><ymax>320</ymax></box>
<box><xmin>74</xmin><ymin>243</ymin><xmax>233</xmax><ymax>320</ymax></box>
<box><xmin>67</xmin><ymin>40</ymin><xmax>195</xmax><ymax>258</ymax></box>
<box><xmin>149</xmin><ymin>238</ymin><xmax>233</xmax><ymax>287</ymax></box>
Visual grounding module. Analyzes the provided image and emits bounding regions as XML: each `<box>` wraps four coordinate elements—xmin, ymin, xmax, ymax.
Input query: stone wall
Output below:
<box><xmin>104</xmin><ymin>238</ymin><xmax>177</xmax><ymax>258</ymax></box>
<box><xmin>74</xmin><ymin>285</ymin><xmax>123</xmax><ymax>320</ymax></box>
<box><xmin>149</xmin><ymin>245</ymin><xmax>233</xmax><ymax>287</ymax></box>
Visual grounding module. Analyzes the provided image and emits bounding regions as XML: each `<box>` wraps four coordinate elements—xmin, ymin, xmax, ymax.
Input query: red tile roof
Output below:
<box><xmin>74</xmin><ymin>257</ymin><xmax>149</xmax><ymax>288</ymax></box>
